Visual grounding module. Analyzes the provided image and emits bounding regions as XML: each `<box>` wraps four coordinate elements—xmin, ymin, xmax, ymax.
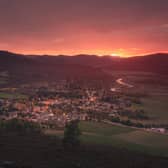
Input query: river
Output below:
<box><xmin>111</xmin><ymin>78</ymin><xmax>134</xmax><ymax>92</ymax></box>
<box><xmin>116</xmin><ymin>78</ymin><xmax>134</xmax><ymax>88</ymax></box>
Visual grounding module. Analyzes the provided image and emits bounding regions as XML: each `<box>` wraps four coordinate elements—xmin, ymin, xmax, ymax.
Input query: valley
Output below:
<box><xmin>0</xmin><ymin>51</ymin><xmax>168</xmax><ymax>167</ymax></box>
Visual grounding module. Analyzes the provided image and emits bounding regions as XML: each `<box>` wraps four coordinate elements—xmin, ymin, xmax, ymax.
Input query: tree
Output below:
<box><xmin>63</xmin><ymin>120</ymin><xmax>81</xmax><ymax>149</ymax></box>
<box><xmin>0</xmin><ymin>119</ymin><xmax>42</xmax><ymax>135</ymax></box>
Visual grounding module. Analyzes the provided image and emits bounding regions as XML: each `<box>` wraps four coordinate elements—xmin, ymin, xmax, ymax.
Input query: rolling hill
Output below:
<box><xmin>28</xmin><ymin>52</ymin><xmax>168</xmax><ymax>75</ymax></box>
<box><xmin>0</xmin><ymin>51</ymin><xmax>111</xmax><ymax>85</ymax></box>
<box><xmin>0</xmin><ymin>51</ymin><xmax>168</xmax><ymax>86</ymax></box>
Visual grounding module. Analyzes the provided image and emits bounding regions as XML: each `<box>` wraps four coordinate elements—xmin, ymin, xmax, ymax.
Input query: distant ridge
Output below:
<box><xmin>0</xmin><ymin>50</ymin><xmax>168</xmax><ymax>84</ymax></box>
<box><xmin>0</xmin><ymin>50</ymin><xmax>112</xmax><ymax>85</ymax></box>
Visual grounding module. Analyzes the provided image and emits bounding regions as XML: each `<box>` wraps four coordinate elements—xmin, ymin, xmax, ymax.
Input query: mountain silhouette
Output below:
<box><xmin>0</xmin><ymin>51</ymin><xmax>111</xmax><ymax>85</ymax></box>
<box><xmin>0</xmin><ymin>51</ymin><xmax>168</xmax><ymax>86</ymax></box>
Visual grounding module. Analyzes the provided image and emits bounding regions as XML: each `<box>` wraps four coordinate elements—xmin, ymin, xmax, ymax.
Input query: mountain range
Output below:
<box><xmin>0</xmin><ymin>51</ymin><xmax>168</xmax><ymax>85</ymax></box>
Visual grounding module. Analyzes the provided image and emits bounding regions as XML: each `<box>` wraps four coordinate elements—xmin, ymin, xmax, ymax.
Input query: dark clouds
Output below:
<box><xmin>0</xmin><ymin>0</ymin><xmax>168</xmax><ymax>56</ymax></box>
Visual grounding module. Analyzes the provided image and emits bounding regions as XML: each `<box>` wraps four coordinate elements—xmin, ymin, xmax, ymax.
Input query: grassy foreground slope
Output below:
<box><xmin>0</xmin><ymin>132</ymin><xmax>168</xmax><ymax>168</ymax></box>
<box><xmin>79</xmin><ymin>122</ymin><xmax>168</xmax><ymax>157</ymax></box>
<box><xmin>45</xmin><ymin>122</ymin><xmax>168</xmax><ymax>157</ymax></box>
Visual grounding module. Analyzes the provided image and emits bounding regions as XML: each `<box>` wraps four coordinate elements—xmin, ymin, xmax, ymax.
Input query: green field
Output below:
<box><xmin>129</xmin><ymin>95</ymin><xmax>168</xmax><ymax>124</ymax></box>
<box><xmin>0</xmin><ymin>79</ymin><xmax>7</xmax><ymax>84</ymax></box>
<box><xmin>80</xmin><ymin>122</ymin><xmax>168</xmax><ymax>156</ymax></box>
<box><xmin>0</xmin><ymin>71</ymin><xmax>9</xmax><ymax>84</ymax></box>
<box><xmin>0</xmin><ymin>92</ymin><xmax>27</xmax><ymax>99</ymax></box>
<box><xmin>0</xmin><ymin>77</ymin><xmax>8</xmax><ymax>84</ymax></box>
<box><xmin>45</xmin><ymin>121</ymin><xmax>168</xmax><ymax>157</ymax></box>
<box><xmin>1</xmin><ymin>131</ymin><xmax>168</xmax><ymax>168</ymax></box>
<box><xmin>141</xmin><ymin>96</ymin><xmax>168</xmax><ymax>124</ymax></box>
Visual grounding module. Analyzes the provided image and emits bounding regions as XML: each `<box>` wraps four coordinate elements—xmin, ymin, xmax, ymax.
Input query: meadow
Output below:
<box><xmin>80</xmin><ymin>122</ymin><xmax>168</xmax><ymax>157</ymax></box>
<box><xmin>1</xmin><ymin>130</ymin><xmax>168</xmax><ymax>168</ymax></box>
<box><xmin>45</xmin><ymin>121</ymin><xmax>168</xmax><ymax>157</ymax></box>
<box><xmin>0</xmin><ymin>92</ymin><xmax>27</xmax><ymax>99</ymax></box>
<box><xmin>141</xmin><ymin>96</ymin><xmax>168</xmax><ymax>124</ymax></box>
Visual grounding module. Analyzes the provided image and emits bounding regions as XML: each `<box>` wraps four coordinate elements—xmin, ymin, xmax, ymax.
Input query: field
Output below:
<box><xmin>1</xmin><ymin>131</ymin><xmax>168</xmax><ymax>168</ymax></box>
<box><xmin>134</xmin><ymin>84</ymin><xmax>168</xmax><ymax>124</ymax></box>
<box><xmin>130</xmin><ymin>95</ymin><xmax>168</xmax><ymax>124</ymax></box>
<box><xmin>141</xmin><ymin>96</ymin><xmax>168</xmax><ymax>124</ymax></box>
<box><xmin>0</xmin><ymin>79</ymin><xmax>7</xmax><ymax>84</ymax></box>
<box><xmin>0</xmin><ymin>71</ymin><xmax>9</xmax><ymax>84</ymax></box>
<box><xmin>0</xmin><ymin>92</ymin><xmax>28</xmax><ymax>99</ymax></box>
<box><xmin>80</xmin><ymin>122</ymin><xmax>168</xmax><ymax>157</ymax></box>
<box><xmin>105</xmin><ymin>70</ymin><xmax>168</xmax><ymax>124</ymax></box>
<box><xmin>45</xmin><ymin>121</ymin><xmax>168</xmax><ymax>157</ymax></box>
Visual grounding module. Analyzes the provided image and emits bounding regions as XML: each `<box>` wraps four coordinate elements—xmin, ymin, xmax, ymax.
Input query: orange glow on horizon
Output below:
<box><xmin>6</xmin><ymin>48</ymin><xmax>168</xmax><ymax>58</ymax></box>
<box><xmin>12</xmin><ymin>50</ymin><xmax>129</xmax><ymax>57</ymax></box>
<box><xmin>9</xmin><ymin>49</ymin><xmax>140</xmax><ymax>57</ymax></box>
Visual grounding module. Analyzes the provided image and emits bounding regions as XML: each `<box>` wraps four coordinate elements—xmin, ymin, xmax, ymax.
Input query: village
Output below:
<box><xmin>0</xmin><ymin>80</ymin><xmax>136</xmax><ymax>128</ymax></box>
<box><xmin>0</xmin><ymin>79</ymin><xmax>167</xmax><ymax>134</ymax></box>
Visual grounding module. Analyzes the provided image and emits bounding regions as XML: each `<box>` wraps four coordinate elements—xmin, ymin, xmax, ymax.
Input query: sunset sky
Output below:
<box><xmin>0</xmin><ymin>0</ymin><xmax>168</xmax><ymax>57</ymax></box>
